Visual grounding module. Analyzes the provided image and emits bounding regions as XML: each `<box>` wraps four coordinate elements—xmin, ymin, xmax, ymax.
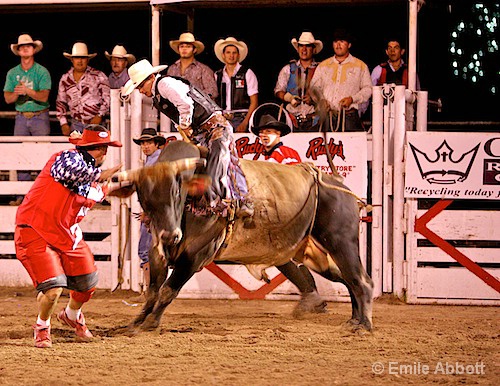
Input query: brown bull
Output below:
<box><xmin>110</xmin><ymin>140</ymin><xmax>373</xmax><ymax>332</ymax></box>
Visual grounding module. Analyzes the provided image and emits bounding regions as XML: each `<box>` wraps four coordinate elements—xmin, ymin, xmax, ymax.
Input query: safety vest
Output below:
<box><xmin>377</xmin><ymin>62</ymin><xmax>409</xmax><ymax>87</ymax></box>
<box><xmin>153</xmin><ymin>75</ymin><xmax>221</xmax><ymax>129</ymax></box>
<box><xmin>215</xmin><ymin>66</ymin><xmax>250</xmax><ymax>110</ymax></box>
<box><xmin>286</xmin><ymin>60</ymin><xmax>318</xmax><ymax>98</ymax></box>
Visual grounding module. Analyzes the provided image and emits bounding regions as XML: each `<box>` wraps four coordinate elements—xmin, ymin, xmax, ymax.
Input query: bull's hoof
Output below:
<box><xmin>344</xmin><ymin>318</ymin><xmax>372</xmax><ymax>334</ymax></box>
<box><xmin>292</xmin><ymin>291</ymin><xmax>328</xmax><ymax>317</ymax></box>
<box><xmin>140</xmin><ymin>314</ymin><xmax>160</xmax><ymax>331</ymax></box>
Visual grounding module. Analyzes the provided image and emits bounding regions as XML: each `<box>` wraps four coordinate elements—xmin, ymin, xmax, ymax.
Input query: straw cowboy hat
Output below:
<box><xmin>121</xmin><ymin>59</ymin><xmax>168</xmax><ymax>96</ymax></box>
<box><xmin>169</xmin><ymin>32</ymin><xmax>205</xmax><ymax>55</ymax></box>
<box><xmin>63</xmin><ymin>42</ymin><xmax>97</xmax><ymax>59</ymax></box>
<box><xmin>249</xmin><ymin>103</ymin><xmax>294</xmax><ymax>136</ymax></box>
<box><xmin>69</xmin><ymin>125</ymin><xmax>122</xmax><ymax>147</ymax></box>
<box><xmin>105</xmin><ymin>45</ymin><xmax>136</xmax><ymax>66</ymax></box>
<box><xmin>214</xmin><ymin>37</ymin><xmax>248</xmax><ymax>63</ymax></box>
<box><xmin>133</xmin><ymin>128</ymin><xmax>166</xmax><ymax>146</ymax></box>
<box><xmin>11</xmin><ymin>34</ymin><xmax>43</xmax><ymax>56</ymax></box>
<box><xmin>291</xmin><ymin>32</ymin><xmax>323</xmax><ymax>55</ymax></box>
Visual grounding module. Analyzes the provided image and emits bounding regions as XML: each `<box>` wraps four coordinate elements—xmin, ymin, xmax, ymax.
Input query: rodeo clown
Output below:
<box><xmin>121</xmin><ymin>59</ymin><xmax>253</xmax><ymax>219</ymax></box>
<box><xmin>248</xmin><ymin>103</ymin><xmax>326</xmax><ymax>311</ymax></box>
<box><xmin>14</xmin><ymin>125</ymin><xmax>122</xmax><ymax>348</ymax></box>
<box><xmin>250</xmin><ymin>102</ymin><xmax>302</xmax><ymax>164</ymax></box>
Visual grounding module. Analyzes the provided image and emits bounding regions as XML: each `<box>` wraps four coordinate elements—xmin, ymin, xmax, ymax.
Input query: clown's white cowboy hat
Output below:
<box><xmin>214</xmin><ymin>37</ymin><xmax>248</xmax><ymax>63</ymax></box>
<box><xmin>169</xmin><ymin>32</ymin><xmax>205</xmax><ymax>55</ymax></box>
<box><xmin>69</xmin><ymin>125</ymin><xmax>122</xmax><ymax>147</ymax></box>
<box><xmin>105</xmin><ymin>45</ymin><xmax>136</xmax><ymax>66</ymax></box>
<box><xmin>63</xmin><ymin>42</ymin><xmax>97</xmax><ymax>59</ymax></box>
<box><xmin>121</xmin><ymin>59</ymin><xmax>168</xmax><ymax>96</ymax></box>
<box><xmin>291</xmin><ymin>32</ymin><xmax>323</xmax><ymax>55</ymax></box>
<box><xmin>11</xmin><ymin>34</ymin><xmax>43</xmax><ymax>56</ymax></box>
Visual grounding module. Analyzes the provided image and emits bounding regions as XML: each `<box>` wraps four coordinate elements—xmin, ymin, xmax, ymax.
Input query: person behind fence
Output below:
<box><xmin>122</xmin><ymin>59</ymin><xmax>253</xmax><ymax>219</ymax></box>
<box><xmin>371</xmin><ymin>38</ymin><xmax>421</xmax><ymax>89</ymax></box>
<box><xmin>310</xmin><ymin>28</ymin><xmax>371</xmax><ymax>132</ymax></box>
<box><xmin>214</xmin><ymin>36</ymin><xmax>259</xmax><ymax>133</ymax></box>
<box><xmin>3</xmin><ymin>34</ymin><xmax>52</xmax><ymax>206</ymax></box>
<box><xmin>249</xmin><ymin>105</ymin><xmax>325</xmax><ymax>310</ymax></box>
<box><xmin>167</xmin><ymin>32</ymin><xmax>218</xmax><ymax>99</ymax></box>
<box><xmin>133</xmin><ymin>128</ymin><xmax>166</xmax><ymax>299</ymax></box>
<box><xmin>105</xmin><ymin>44</ymin><xmax>136</xmax><ymax>89</ymax></box>
<box><xmin>56</xmin><ymin>42</ymin><xmax>110</xmax><ymax>136</ymax></box>
<box><xmin>274</xmin><ymin>31</ymin><xmax>323</xmax><ymax>132</ymax></box>
<box><xmin>14</xmin><ymin>124</ymin><xmax>122</xmax><ymax>348</ymax></box>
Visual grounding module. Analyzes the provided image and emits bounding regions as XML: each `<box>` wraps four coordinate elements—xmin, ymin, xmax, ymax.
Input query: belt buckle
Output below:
<box><xmin>23</xmin><ymin>112</ymin><xmax>35</xmax><ymax>119</ymax></box>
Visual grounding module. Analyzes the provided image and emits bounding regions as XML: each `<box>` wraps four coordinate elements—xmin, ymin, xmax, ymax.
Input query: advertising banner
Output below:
<box><xmin>162</xmin><ymin>132</ymin><xmax>368</xmax><ymax>199</ymax></box>
<box><xmin>405</xmin><ymin>132</ymin><xmax>500</xmax><ymax>200</ymax></box>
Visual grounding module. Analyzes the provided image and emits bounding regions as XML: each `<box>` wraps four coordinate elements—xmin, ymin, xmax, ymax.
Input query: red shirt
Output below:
<box><xmin>263</xmin><ymin>142</ymin><xmax>302</xmax><ymax>165</ymax></box>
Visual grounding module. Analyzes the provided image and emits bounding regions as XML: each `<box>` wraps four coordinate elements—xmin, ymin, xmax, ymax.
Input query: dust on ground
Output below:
<box><xmin>0</xmin><ymin>287</ymin><xmax>498</xmax><ymax>386</ymax></box>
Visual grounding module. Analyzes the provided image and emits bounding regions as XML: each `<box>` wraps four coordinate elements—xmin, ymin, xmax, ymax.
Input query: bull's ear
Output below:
<box><xmin>183</xmin><ymin>175</ymin><xmax>211</xmax><ymax>196</ymax></box>
<box><xmin>107</xmin><ymin>182</ymin><xmax>136</xmax><ymax>198</ymax></box>
<box><xmin>172</xmin><ymin>158</ymin><xmax>206</xmax><ymax>175</ymax></box>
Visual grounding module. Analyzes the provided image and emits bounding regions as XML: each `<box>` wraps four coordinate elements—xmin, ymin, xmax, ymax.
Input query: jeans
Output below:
<box><xmin>14</xmin><ymin>111</ymin><xmax>51</xmax><ymax>188</ymax></box>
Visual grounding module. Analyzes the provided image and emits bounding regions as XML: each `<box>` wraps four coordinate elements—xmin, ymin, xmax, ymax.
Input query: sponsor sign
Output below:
<box><xmin>405</xmin><ymin>132</ymin><xmax>500</xmax><ymax>200</ymax></box>
<box><xmin>162</xmin><ymin>132</ymin><xmax>368</xmax><ymax>199</ymax></box>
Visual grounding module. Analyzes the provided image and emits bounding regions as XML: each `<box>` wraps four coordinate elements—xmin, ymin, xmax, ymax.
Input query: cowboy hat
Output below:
<box><xmin>332</xmin><ymin>28</ymin><xmax>354</xmax><ymax>44</ymax></box>
<box><xmin>69</xmin><ymin>125</ymin><xmax>122</xmax><ymax>147</ymax></box>
<box><xmin>11</xmin><ymin>34</ymin><xmax>43</xmax><ymax>56</ymax></box>
<box><xmin>105</xmin><ymin>45</ymin><xmax>136</xmax><ymax>66</ymax></box>
<box><xmin>133</xmin><ymin>128</ymin><xmax>166</xmax><ymax>146</ymax></box>
<box><xmin>291</xmin><ymin>32</ymin><xmax>323</xmax><ymax>55</ymax></box>
<box><xmin>169</xmin><ymin>32</ymin><xmax>205</xmax><ymax>55</ymax></box>
<box><xmin>63</xmin><ymin>42</ymin><xmax>97</xmax><ymax>60</ymax></box>
<box><xmin>121</xmin><ymin>59</ymin><xmax>168</xmax><ymax>96</ymax></box>
<box><xmin>214</xmin><ymin>37</ymin><xmax>248</xmax><ymax>63</ymax></box>
<box><xmin>249</xmin><ymin>103</ymin><xmax>294</xmax><ymax>136</ymax></box>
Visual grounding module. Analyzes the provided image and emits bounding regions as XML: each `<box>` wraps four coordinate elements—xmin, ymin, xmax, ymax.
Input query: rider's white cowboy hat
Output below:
<box><xmin>121</xmin><ymin>59</ymin><xmax>168</xmax><ymax>96</ymax></box>
<box><xmin>63</xmin><ymin>42</ymin><xmax>97</xmax><ymax>59</ymax></box>
<box><xmin>291</xmin><ymin>32</ymin><xmax>323</xmax><ymax>55</ymax></box>
<box><xmin>214</xmin><ymin>37</ymin><xmax>248</xmax><ymax>63</ymax></box>
<box><xmin>11</xmin><ymin>34</ymin><xmax>43</xmax><ymax>56</ymax></box>
<box><xmin>105</xmin><ymin>45</ymin><xmax>136</xmax><ymax>66</ymax></box>
<box><xmin>169</xmin><ymin>32</ymin><xmax>205</xmax><ymax>55</ymax></box>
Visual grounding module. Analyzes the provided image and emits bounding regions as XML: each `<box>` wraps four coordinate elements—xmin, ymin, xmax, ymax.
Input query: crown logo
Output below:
<box><xmin>409</xmin><ymin>140</ymin><xmax>479</xmax><ymax>184</ymax></box>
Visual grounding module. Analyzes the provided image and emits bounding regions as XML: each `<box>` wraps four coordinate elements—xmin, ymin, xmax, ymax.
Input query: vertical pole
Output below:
<box><xmin>371</xmin><ymin>86</ymin><xmax>384</xmax><ymax>298</ymax></box>
<box><xmin>152</xmin><ymin>5</ymin><xmax>160</xmax><ymax>66</ymax></box>
<box><xmin>416</xmin><ymin>91</ymin><xmax>428</xmax><ymax>132</ymax></box>
<box><xmin>392</xmin><ymin>85</ymin><xmax>407</xmax><ymax>298</ymax></box>
<box><xmin>408</xmin><ymin>0</ymin><xmax>418</xmax><ymax>92</ymax></box>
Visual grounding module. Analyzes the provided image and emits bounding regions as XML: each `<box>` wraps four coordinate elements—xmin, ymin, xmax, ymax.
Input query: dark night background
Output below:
<box><xmin>0</xmin><ymin>0</ymin><xmax>498</xmax><ymax>135</ymax></box>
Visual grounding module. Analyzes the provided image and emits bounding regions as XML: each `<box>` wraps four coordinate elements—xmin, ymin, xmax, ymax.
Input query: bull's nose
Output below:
<box><xmin>161</xmin><ymin>228</ymin><xmax>183</xmax><ymax>246</ymax></box>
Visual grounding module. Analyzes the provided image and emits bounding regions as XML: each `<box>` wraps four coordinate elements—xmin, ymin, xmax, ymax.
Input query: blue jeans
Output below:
<box><xmin>14</xmin><ymin>111</ymin><xmax>50</xmax><ymax>185</ymax></box>
<box><xmin>138</xmin><ymin>222</ymin><xmax>152</xmax><ymax>267</ymax></box>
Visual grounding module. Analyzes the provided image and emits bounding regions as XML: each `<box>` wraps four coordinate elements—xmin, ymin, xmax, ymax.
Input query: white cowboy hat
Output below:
<box><xmin>214</xmin><ymin>37</ymin><xmax>248</xmax><ymax>63</ymax></box>
<box><xmin>11</xmin><ymin>34</ymin><xmax>43</xmax><ymax>56</ymax></box>
<box><xmin>291</xmin><ymin>32</ymin><xmax>323</xmax><ymax>54</ymax></box>
<box><xmin>63</xmin><ymin>42</ymin><xmax>97</xmax><ymax>60</ymax></box>
<box><xmin>169</xmin><ymin>32</ymin><xmax>205</xmax><ymax>55</ymax></box>
<box><xmin>121</xmin><ymin>59</ymin><xmax>168</xmax><ymax>96</ymax></box>
<box><xmin>105</xmin><ymin>45</ymin><xmax>136</xmax><ymax>66</ymax></box>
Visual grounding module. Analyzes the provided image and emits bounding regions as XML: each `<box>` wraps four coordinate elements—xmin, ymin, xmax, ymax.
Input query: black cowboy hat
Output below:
<box><xmin>249</xmin><ymin>102</ymin><xmax>295</xmax><ymax>136</ymax></box>
<box><xmin>250</xmin><ymin>114</ymin><xmax>291</xmax><ymax>136</ymax></box>
<box><xmin>133</xmin><ymin>127</ymin><xmax>166</xmax><ymax>145</ymax></box>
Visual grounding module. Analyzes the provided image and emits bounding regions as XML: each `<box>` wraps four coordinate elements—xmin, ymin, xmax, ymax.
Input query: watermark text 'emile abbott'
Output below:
<box><xmin>372</xmin><ymin>361</ymin><xmax>486</xmax><ymax>375</ymax></box>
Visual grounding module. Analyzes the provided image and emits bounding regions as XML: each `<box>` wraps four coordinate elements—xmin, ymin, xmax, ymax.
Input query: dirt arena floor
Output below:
<box><xmin>0</xmin><ymin>287</ymin><xmax>498</xmax><ymax>386</ymax></box>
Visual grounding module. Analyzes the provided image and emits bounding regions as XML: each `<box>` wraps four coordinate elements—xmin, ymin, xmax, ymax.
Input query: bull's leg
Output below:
<box><xmin>130</xmin><ymin>247</ymin><xmax>168</xmax><ymax>330</ymax></box>
<box><xmin>276</xmin><ymin>261</ymin><xmax>327</xmax><ymax>314</ymax></box>
<box><xmin>140</xmin><ymin>256</ymin><xmax>199</xmax><ymax>331</ymax></box>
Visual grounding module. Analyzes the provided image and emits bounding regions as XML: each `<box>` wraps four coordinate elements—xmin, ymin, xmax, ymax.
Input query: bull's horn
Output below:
<box><xmin>171</xmin><ymin>158</ymin><xmax>206</xmax><ymax>175</ymax></box>
<box><xmin>111</xmin><ymin>169</ymin><xmax>140</xmax><ymax>183</ymax></box>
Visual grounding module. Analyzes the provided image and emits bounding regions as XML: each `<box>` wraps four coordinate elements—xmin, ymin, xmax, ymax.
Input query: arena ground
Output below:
<box><xmin>0</xmin><ymin>287</ymin><xmax>498</xmax><ymax>385</ymax></box>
